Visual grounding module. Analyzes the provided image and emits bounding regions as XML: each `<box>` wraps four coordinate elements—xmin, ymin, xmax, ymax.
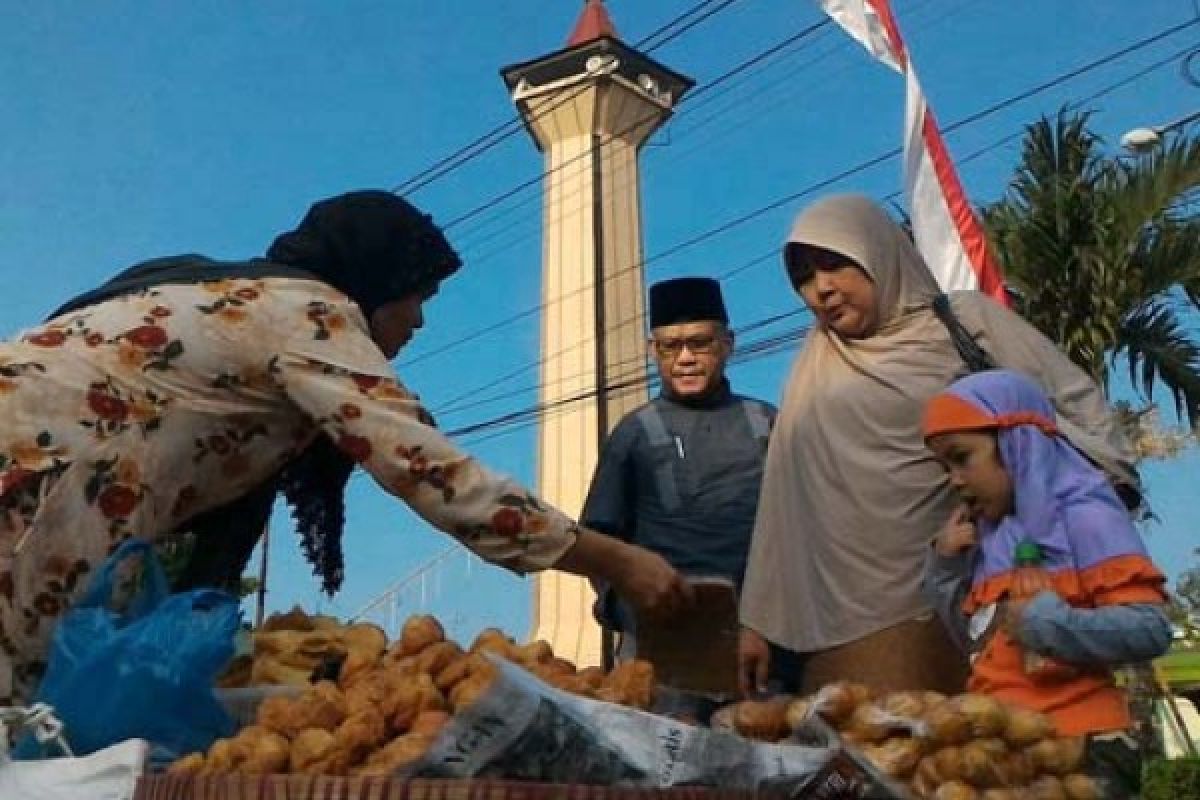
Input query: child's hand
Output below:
<box><xmin>935</xmin><ymin>505</ymin><xmax>977</xmax><ymax>557</ymax></box>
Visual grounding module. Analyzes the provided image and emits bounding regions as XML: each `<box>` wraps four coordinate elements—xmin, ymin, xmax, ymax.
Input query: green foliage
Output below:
<box><xmin>984</xmin><ymin>108</ymin><xmax>1200</xmax><ymax>428</ymax></box>
<box><xmin>1143</xmin><ymin>757</ymin><xmax>1200</xmax><ymax>799</ymax></box>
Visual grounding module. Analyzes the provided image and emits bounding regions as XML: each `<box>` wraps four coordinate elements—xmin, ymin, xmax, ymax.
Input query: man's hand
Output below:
<box><xmin>935</xmin><ymin>505</ymin><xmax>977</xmax><ymax>558</ymax></box>
<box><xmin>738</xmin><ymin>627</ymin><xmax>770</xmax><ymax>698</ymax></box>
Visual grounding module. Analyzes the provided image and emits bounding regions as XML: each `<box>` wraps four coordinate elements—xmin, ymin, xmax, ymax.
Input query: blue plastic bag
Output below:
<box><xmin>20</xmin><ymin>539</ymin><xmax>238</xmax><ymax>760</ymax></box>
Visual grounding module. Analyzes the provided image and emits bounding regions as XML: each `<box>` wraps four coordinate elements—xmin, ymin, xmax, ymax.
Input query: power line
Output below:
<box><xmin>391</xmin><ymin>0</ymin><xmax>744</xmax><ymax>197</ymax></box>
<box><xmin>385</xmin><ymin>38</ymin><xmax>1200</xmax><ymax>452</ymax></box>
<box><xmin>400</xmin><ymin>17</ymin><xmax>1200</xmax><ymax>371</ymax></box>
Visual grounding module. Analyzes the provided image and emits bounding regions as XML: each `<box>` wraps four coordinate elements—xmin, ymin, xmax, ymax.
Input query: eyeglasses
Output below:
<box><xmin>651</xmin><ymin>333</ymin><xmax>723</xmax><ymax>358</ymax></box>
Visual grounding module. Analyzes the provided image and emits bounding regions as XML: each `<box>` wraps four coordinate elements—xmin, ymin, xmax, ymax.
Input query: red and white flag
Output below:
<box><xmin>818</xmin><ymin>0</ymin><xmax>1008</xmax><ymax>304</ymax></box>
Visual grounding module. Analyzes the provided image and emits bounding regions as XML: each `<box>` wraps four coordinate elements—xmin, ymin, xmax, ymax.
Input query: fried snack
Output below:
<box><xmin>261</xmin><ymin>606</ymin><xmax>317</xmax><ymax>632</ymax></box>
<box><xmin>731</xmin><ymin>700</ymin><xmax>791</xmax><ymax>742</ymax></box>
<box><xmin>514</xmin><ymin>639</ymin><xmax>554</xmax><ymax>666</ymax></box>
<box><xmin>861</xmin><ymin>737</ymin><xmax>923</xmax><ymax>779</ymax></box>
<box><xmin>288</xmin><ymin>728</ymin><xmax>338</xmax><ymax>774</ymax></box>
<box><xmin>844</xmin><ymin>704</ymin><xmax>904</xmax><ymax>744</ymax></box>
<box><xmin>344</xmin><ymin>668</ymin><xmax>401</xmax><ymax>718</ymax></box>
<box><xmin>785</xmin><ymin>697</ymin><xmax>812</xmax><ymax>731</ymax></box>
<box><xmin>410</xmin><ymin>710</ymin><xmax>451</xmax><ymax>737</ymax></box>
<box><xmin>931</xmin><ymin>782</ymin><xmax>979</xmax><ymax>800</ymax></box>
<box><xmin>449</xmin><ymin>669</ymin><xmax>498</xmax><ymax>712</ymax></box>
<box><xmin>812</xmin><ymin>681</ymin><xmax>873</xmax><ymax>725</ymax></box>
<box><xmin>393</xmin><ymin>615</ymin><xmax>445</xmax><ymax>659</ymax></box>
<box><xmin>546</xmin><ymin>657</ymin><xmax>577</xmax><ymax>676</ymax></box>
<box><xmin>548</xmin><ymin>673</ymin><xmax>600</xmax><ymax>697</ymax></box>
<box><xmin>958</xmin><ymin>738</ymin><xmax>1009</xmax><ymax>787</ymax></box>
<box><xmin>1027</xmin><ymin>776</ymin><xmax>1068</xmax><ymax>800</ymax></box>
<box><xmin>601</xmin><ymin>659</ymin><xmax>655</xmax><ymax>710</ymax></box>
<box><xmin>435</xmin><ymin>653</ymin><xmax>490</xmax><ymax>693</ymax></box>
<box><xmin>1026</xmin><ymin>736</ymin><xmax>1086</xmax><ymax>776</ymax></box>
<box><xmin>250</xmin><ymin>658</ymin><xmax>315</xmax><ymax>687</ymax></box>
<box><xmin>389</xmin><ymin>672</ymin><xmax>447</xmax><ymax>732</ymax></box>
<box><xmin>353</xmin><ymin>732</ymin><xmax>434</xmax><ymax>776</ymax></box>
<box><xmin>205</xmin><ymin>738</ymin><xmax>241</xmax><ymax>773</ymax></box>
<box><xmin>1002</xmin><ymin>707</ymin><xmax>1053</xmax><ymax>748</ymax></box>
<box><xmin>413</xmin><ymin>641</ymin><xmax>464</xmax><ymax>677</ymax></box>
<box><xmin>912</xmin><ymin>754</ymin><xmax>953</xmax><ymax>798</ymax></box>
<box><xmin>332</xmin><ymin>708</ymin><xmax>389</xmax><ymax>766</ymax></box>
<box><xmin>262</xmin><ymin>681</ymin><xmax>347</xmax><ymax>737</ymax></box>
<box><xmin>953</xmin><ymin>694</ymin><xmax>1008</xmax><ymax>739</ymax></box>
<box><xmin>234</xmin><ymin>726</ymin><xmax>291</xmax><ymax>774</ymax></box>
<box><xmin>470</xmin><ymin>627</ymin><xmax>519</xmax><ymax>659</ymax></box>
<box><xmin>922</xmin><ymin>702</ymin><xmax>973</xmax><ymax>747</ymax></box>
<box><xmin>216</xmin><ymin>654</ymin><xmax>254</xmax><ymax>689</ymax></box>
<box><xmin>881</xmin><ymin>690</ymin><xmax>930</xmax><ymax>720</ymax></box>
<box><xmin>978</xmin><ymin>791</ymin><xmax>1021</xmax><ymax>800</ymax></box>
<box><xmin>576</xmin><ymin>666</ymin><xmax>606</xmax><ymax>689</ymax></box>
<box><xmin>1061</xmin><ymin>773</ymin><xmax>1101</xmax><ymax>800</ymax></box>
<box><xmin>168</xmin><ymin>752</ymin><xmax>206</xmax><ymax>776</ymax></box>
<box><xmin>1002</xmin><ymin>747</ymin><xmax>1035</xmax><ymax>787</ymax></box>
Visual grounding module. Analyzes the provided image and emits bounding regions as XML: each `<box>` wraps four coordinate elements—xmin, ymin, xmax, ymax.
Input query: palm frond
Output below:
<box><xmin>1116</xmin><ymin>300</ymin><xmax>1200</xmax><ymax>428</ymax></box>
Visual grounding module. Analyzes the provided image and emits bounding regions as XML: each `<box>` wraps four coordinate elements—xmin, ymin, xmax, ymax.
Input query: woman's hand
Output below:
<box><xmin>935</xmin><ymin>505</ymin><xmax>977</xmax><ymax>558</ymax></box>
<box><xmin>554</xmin><ymin>528</ymin><xmax>693</xmax><ymax>619</ymax></box>
<box><xmin>738</xmin><ymin>627</ymin><xmax>771</xmax><ymax>698</ymax></box>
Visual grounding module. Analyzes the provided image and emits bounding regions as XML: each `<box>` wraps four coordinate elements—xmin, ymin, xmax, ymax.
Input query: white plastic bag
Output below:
<box><xmin>1</xmin><ymin>705</ymin><xmax>147</xmax><ymax>800</ymax></box>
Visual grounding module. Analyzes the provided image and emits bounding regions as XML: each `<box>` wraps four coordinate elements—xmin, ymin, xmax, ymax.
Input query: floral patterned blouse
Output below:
<box><xmin>0</xmin><ymin>277</ymin><xmax>576</xmax><ymax>701</ymax></box>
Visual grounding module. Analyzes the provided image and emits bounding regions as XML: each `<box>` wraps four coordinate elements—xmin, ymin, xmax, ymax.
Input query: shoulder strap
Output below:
<box><xmin>741</xmin><ymin>400</ymin><xmax>772</xmax><ymax>442</ymax></box>
<box><xmin>636</xmin><ymin>404</ymin><xmax>673</xmax><ymax>447</ymax></box>
<box><xmin>932</xmin><ymin>293</ymin><xmax>996</xmax><ymax>373</ymax></box>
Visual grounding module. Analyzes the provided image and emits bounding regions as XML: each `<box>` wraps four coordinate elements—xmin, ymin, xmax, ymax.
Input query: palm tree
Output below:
<box><xmin>984</xmin><ymin>108</ymin><xmax>1200</xmax><ymax>429</ymax></box>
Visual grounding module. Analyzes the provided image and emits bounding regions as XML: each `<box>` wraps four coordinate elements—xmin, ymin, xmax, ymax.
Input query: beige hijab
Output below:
<box><xmin>740</xmin><ymin>194</ymin><xmax>1134</xmax><ymax>653</ymax></box>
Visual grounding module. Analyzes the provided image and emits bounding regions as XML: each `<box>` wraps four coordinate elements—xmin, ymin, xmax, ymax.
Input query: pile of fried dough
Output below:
<box><xmin>173</xmin><ymin>610</ymin><xmax>654</xmax><ymax>777</ymax></box>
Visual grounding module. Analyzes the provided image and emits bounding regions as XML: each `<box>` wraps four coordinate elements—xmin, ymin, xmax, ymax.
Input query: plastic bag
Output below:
<box><xmin>20</xmin><ymin>539</ymin><xmax>237</xmax><ymax>760</ymax></box>
<box><xmin>2</xmin><ymin>705</ymin><xmax>147</xmax><ymax>799</ymax></box>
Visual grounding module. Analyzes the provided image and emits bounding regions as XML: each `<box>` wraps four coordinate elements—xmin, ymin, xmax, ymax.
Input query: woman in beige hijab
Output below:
<box><xmin>738</xmin><ymin>194</ymin><xmax>1135</xmax><ymax>695</ymax></box>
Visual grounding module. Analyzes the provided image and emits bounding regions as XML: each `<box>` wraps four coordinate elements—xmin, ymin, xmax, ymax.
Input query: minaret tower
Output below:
<box><xmin>501</xmin><ymin>1</ymin><xmax>693</xmax><ymax>666</ymax></box>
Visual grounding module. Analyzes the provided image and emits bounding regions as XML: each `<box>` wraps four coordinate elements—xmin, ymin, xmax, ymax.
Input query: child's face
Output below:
<box><xmin>928</xmin><ymin>431</ymin><xmax>1014</xmax><ymax>523</ymax></box>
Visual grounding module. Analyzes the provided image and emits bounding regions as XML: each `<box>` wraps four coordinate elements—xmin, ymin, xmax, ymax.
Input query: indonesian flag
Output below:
<box><xmin>818</xmin><ymin>0</ymin><xmax>1008</xmax><ymax>304</ymax></box>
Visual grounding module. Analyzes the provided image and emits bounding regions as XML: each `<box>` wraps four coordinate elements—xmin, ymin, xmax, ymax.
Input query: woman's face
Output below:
<box><xmin>786</xmin><ymin>245</ymin><xmax>880</xmax><ymax>339</ymax></box>
<box><xmin>369</xmin><ymin>286</ymin><xmax>437</xmax><ymax>358</ymax></box>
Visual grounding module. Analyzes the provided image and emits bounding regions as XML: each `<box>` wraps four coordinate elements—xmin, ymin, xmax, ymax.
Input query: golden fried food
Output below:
<box><xmin>234</xmin><ymin>726</ymin><xmax>291</xmax><ymax>774</ymax></box>
<box><xmin>410</xmin><ymin>709</ymin><xmax>451</xmax><ymax>737</ymax></box>
<box><xmin>216</xmin><ymin>654</ymin><xmax>254</xmax><ymax>689</ymax></box>
<box><xmin>731</xmin><ymin>700</ymin><xmax>791</xmax><ymax>742</ymax></box>
<box><xmin>1027</xmin><ymin>776</ymin><xmax>1068</xmax><ymax>800</ymax></box>
<box><xmin>1061</xmin><ymin>773</ymin><xmax>1101</xmax><ymax>800</ymax></box>
<box><xmin>861</xmin><ymin>737</ymin><xmax>923</xmax><ymax>779</ymax></box>
<box><xmin>390</xmin><ymin>672</ymin><xmax>447</xmax><ymax>732</ymax></box>
<box><xmin>845</xmin><ymin>704</ymin><xmax>900</xmax><ymax>744</ymax></box>
<box><xmin>813</xmin><ymin>681</ymin><xmax>873</xmax><ymax>725</ymax></box>
<box><xmin>880</xmin><ymin>690</ymin><xmax>929</xmax><ymax>720</ymax></box>
<box><xmin>167</xmin><ymin>752</ymin><xmax>206</xmax><ymax>776</ymax></box>
<box><xmin>931</xmin><ymin>781</ymin><xmax>978</xmax><ymax>800</ymax></box>
<box><xmin>785</xmin><ymin>698</ymin><xmax>812</xmax><ymax>731</ymax></box>
<box><xmin>576</xmin><ymin>666</ymin><xmax>606</xmax><ymax>689</ymax></box>
<box><xmin>449</xmin><ymin>670</ymin><xmax>497</xmax><ymax>712</ymax></box>
<box><xmin>413</xmin><ymin>641</ymin><xmax>464</xmax><ymax>677</ymax></box>
<box><xmin>601</xmin><ymin>659</ymin><xmax>655</xmax><ymax>710</ymax></box>
<box><xmin>435</xmin><ymin>653</ymin><xmax>490</xmax><ymax>693</ymax></box>
<box><xmin>514</xmin><ymin>639</ymin><xmax>553</xmax><ymax>666</ymax></box>
<box><xmin>263</xmin><ymin>681</ymin><xmax>347</xmax><ymax>737</ymax></box>
<box><xmin>332</xmin><ymin>708</ymin><xmax>389</xmax><ymax>766</ymax></box>
<box><xmin>922</xmin><ymin>703</ymin><xmax>973</xmax><ymax>747</ymax></box>
<box><xmin>205</xmin><ymin>738</ymin><xmax>241</xmax><ymax>773</ymax></box>
<box><xmin>1002</xmin><ymin>707</ymin><xmax>1053</xmax><ymax>748</ymax></box>
<box><xmin>1026</xmin><ymin>736</ymin><xmax>1086</xmax><ymax>776</ymax></box>
<box><xmin>353</xmin><ymin>732</ymin><xmax>434</xmax><ymax>776</ymax></box>
<box><xmin>288</xmin><ymin>728</ymin><xmax>338</xmax><ymax>774</ymax></box>
<box><xmin>261</xmin><ymin>606</ymin><xmax>317</xmax><ymax>632</ymax></box>
<box><xmin>958</xmin><ymin>738</ymin><xmax>1009</xmax><ymax>787</ymax></box>
<box><xmin>250</xmin><ymin>658</ymin><xmax>315</xmax><ymax>687</ymax></box>
<box><xmin>953</xmin><ymin>694</ymin><xmax>1008</xmax><ymax>739</ymax></box>
<box><xmin>469</xmin><ymin>628</ymin><xmax>517</xmax><ymax>658</ymax></box>
<box><xmin>393</xmin><ymin>615</ymin><xmax>445</xmax><ymax>659</ymax></box>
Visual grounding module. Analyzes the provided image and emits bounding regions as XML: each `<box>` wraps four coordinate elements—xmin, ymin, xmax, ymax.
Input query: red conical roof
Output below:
<box><xmin>567</xmin><ymin>0</ymin><xmax>618</xmax><ymax>46</ymax></box>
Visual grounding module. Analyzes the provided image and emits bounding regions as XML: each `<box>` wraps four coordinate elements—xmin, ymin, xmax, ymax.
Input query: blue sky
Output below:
<box><xmin>2</xmin><ymin>1</ymin><xmax>1197</xmax><ymax>642</ymax></box>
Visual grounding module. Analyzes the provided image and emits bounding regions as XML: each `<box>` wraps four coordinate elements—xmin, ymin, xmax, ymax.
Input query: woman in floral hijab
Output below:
<box><xmin>0</xmin><ymin>190</ymin><xmax>688</xmax><ymax>703</ymax></box>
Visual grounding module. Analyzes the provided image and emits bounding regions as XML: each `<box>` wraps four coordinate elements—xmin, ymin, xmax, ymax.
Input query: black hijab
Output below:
<box><xmin>52</xmin><ymin>190</ymin><xmax>461</xmax><ymax>594</ymax></box>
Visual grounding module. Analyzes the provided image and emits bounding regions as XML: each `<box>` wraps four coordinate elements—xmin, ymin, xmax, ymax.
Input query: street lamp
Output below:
<box><xmin>1121</xmin><ymin>108</ymin><xmax>1200</xmax><ymax>152</ymax></box>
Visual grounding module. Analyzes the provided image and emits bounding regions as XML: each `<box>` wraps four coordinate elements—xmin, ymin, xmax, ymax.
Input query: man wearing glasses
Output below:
<box><xmin>581</xmin><ymin>277</ymin><xmax>779</xmax><ymax>709</ymax></box>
